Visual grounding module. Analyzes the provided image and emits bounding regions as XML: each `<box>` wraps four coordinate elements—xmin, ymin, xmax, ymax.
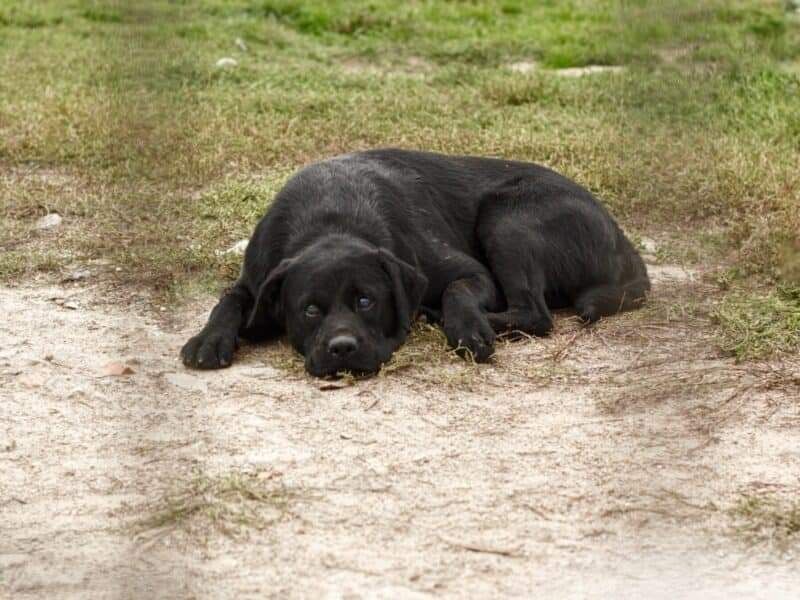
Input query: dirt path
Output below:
<box><xmin>2</xmin><ymin>263</ymin><xmax>799</xmax><ymax>599</ymax></box>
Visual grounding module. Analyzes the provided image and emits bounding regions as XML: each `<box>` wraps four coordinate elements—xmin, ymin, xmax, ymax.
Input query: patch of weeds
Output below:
<box><xmin>714</xmin><ymin>266</ymin><xmax>746</xmax><ymax>290</ymax></box>
<box><xmin>381</xmin><ymin>322</ymin><xmax>452</xmax><ymax>375</ymax></box>
<box><xmin>80</xmin><ymin>6</ymin><xmax>123</xmax><ymax>24</ymax></box>
<box><xmin>197</xmin><ymin>172</ymin><xmax>292</xmax><ymax>231</ymax></box>
<box><xmin>381</xmin><ymin>321</ymin><xmax>490</xmax><ymax>389</ymax></box>
<box><xmin>256</xmin><ymin>340</ymin><xmax>307</xmax><ymax>377</ymax></box>
<box><xmin>633</xmin><ymin>283</ymin><xmax>712</xmax><ymax>326</ymax></box>
<box><xmin>732</xmin><ymin>494</ymin><xmax>800</xmax><ymax>548</ymax></box>
<box><xmin>0</xmin><ymin>250</ymin><xmax>62</xmax><ymax>280</ymax></box>
<box><xmin>247</xmin><ymin>0</ymin><xmax>402</xmax><ymax>37</ymax></box>
<box><xmin>713</xmin><ymin>285</ymin><xmax>800</xmax><ymax>360</ymax></box>
<box><xmin>0</xmin><ymin>5</ymin><xmax>65</xmax><ymax>28</ymax></box>
<box><xmin>382</xmin><ymin>322</ymin><xmax>454</xmax><ymax>368</ymax></box>
<box><xmin>134</xmin><ymin>469</ymin><xmax>295</xmax><ymax>542</ymax></box>
<box><xmin>483</xmin><ymin>74</ymin><xmax>566</xmax><ymax>107</ymax></box>
<box><xmin>0</xmin><ymin>252</ymin><xmax>27</xmax><ymax>279</ymax></box>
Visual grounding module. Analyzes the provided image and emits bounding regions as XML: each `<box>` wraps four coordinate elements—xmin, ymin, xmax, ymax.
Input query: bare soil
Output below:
<box><xmin>2</xmin><ymin>263</ymin><xmax>799</xmax><ymax>599</ymax></box>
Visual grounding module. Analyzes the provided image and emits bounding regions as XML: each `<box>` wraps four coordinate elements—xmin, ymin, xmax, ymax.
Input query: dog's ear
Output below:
<box><xmin>245</xmin><ymin>256</ymin><xmax>296</xmax><ymax>330</ymax></box>
<box><xmin>377</xmin><ymin>248</ymin><xmax>428</xmax><ymax>338</ymax></box>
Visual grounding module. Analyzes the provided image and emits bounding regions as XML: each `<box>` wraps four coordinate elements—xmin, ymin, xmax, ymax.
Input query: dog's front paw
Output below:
<box><xmin>180</xmin><ymin>329</ymin><xmax>238</xmax><ymax>369</ymax></box>
<box><xmin>443</xmin><ymin>313</ymin><xmax>495</xmax><ymax>363</ymax></box>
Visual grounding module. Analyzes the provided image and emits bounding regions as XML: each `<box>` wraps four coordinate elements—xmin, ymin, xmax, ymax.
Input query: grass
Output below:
<box><xmin>0</xmin><ymin>249</ymin><xmax>62</xmax><ymax>279</ymax></box>
<box><xmin>1</xmin><ymin>0</ymin><xmax>799</xmax><ymax>356</ymax></box>
<box><xmin>732</xmin><ymin>494</ymin><xmax>800</xmax><ymax>548</ymax></box>
<box><xmin>134</xmin><ymin>469</ymin><xmax>295</xmax><ymax>541</ymax></box>
<box><xmin>713</xmin><ymin>284</ymin><xmax>800</xmax><ymax>359</ymax></box>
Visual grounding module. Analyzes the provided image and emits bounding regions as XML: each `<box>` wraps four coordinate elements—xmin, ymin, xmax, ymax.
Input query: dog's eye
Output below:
<box><xmin>304</xmin><ymin>304</ymin><xmax>321</xmax><ymax>318</ymax></box>
<box><xmin>356</xmin><ymin>295</ymin><xmax>373</xmax><ymax>311</ymax></box>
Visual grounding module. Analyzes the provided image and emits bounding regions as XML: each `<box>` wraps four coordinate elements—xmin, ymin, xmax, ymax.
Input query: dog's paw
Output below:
<box><xmin>488</xmin><ymin>309</ymin><xmax>553</xmax><ymax>338</ymax></box>
<box><xmin>576</xmin><ymin>303</ymin><xmax>600</xmax><ymax>325</ymax></box>
<box><xmin>443</xmin><ymin>313</ymin><xmax>495</xmax><ymax>363</ymax></box>
<box><xmin>180</xmin><ymin>329</ymin><xmax>238</xmax><ymax>369</ymax></box>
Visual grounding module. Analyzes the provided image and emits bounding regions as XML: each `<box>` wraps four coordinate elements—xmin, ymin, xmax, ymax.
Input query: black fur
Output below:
<box><xmin>181</xmin><ymin>149</ymin><xmax>649</xmax><ymax>376</ymax></box>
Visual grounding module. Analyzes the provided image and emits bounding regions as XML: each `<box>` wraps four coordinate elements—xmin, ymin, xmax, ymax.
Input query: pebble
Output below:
<box><xmin>216</xmin><ymin>57</ymin><xmax>238</xmax><ymax>69</ymax></box>
<box><xmin>62</xmin><ymin>268</ymin><xmax>91</xmax><ymax>282</ymax></box>
<box><xmin>508</xmin><ymin>61</ymin><xmax>537</xmax><ymax>74</ymax></box>
<box><xmin>165</xmin><ymin>372</ymin><xmax>208</xmax><ymax>393</ymax></box>
<box><xmin>35</xmin><ymin>213</ymin><xmax>62</xmax><ymax>230</ymax></box>
<box><xmin>102</xmin><ymin>362</ymin><xmax>134</xmax><ymax>377</ymax></box>
<box><xmin>555</xmin><ymin>65</ymin><xmax>624</xmax><ymax>77</ymax></box>
<box><xmin>220</xmin><ymin>239</ymin><xmax>249</xmax><ymax>256</ymax></box>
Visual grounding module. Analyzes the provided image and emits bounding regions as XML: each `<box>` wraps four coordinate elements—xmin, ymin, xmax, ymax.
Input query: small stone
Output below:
<box><xmin>507</xmin><ymin>61</ymin><xmax>538</xmax><ymax>74</ymax></box>
<box><xmin>165</xmin><ymin>372</ymin><xmax>208</xmax><ymax>393</ymax></box>
<box><xmin>36</xmin><ymin>213</ymin><xmax>62</xmax><ymax>230</ymax></box>
<box><xmin>102</xmin><ymin>362</ymin><xmax>134</xmax><ymax>376</ymax></box>
<box><xmin>554</xmin><ymin>65</ymin><xmax>624</xmax><ymax>77</ymax></box>
<box><xmin>62</xmin><ymin>268</ymin><xmax>91</xmax><ymax>282</ymax></box>
<box><xmin>216</xmin><ymin>57</ymin><xmax>238</xmax><ymax>69</ymax></box>
<box><xmin>62</xmin><ymin>301</ymin><xmax>79</xmax><ymax>310</ymax></box>
<box><xmin>220</xmin><ymin>239</ymin><xmax>248</xmax><ymax>256</ymax></box>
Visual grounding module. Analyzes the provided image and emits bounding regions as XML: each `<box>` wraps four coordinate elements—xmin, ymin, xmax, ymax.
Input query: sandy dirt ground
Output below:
<box><xmin>2</xmin><ymin>262</ymin><xmax>799</xmax><ymax>599</ymax></box>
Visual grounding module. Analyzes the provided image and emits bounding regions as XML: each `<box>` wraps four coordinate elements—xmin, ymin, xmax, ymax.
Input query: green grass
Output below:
<box><xmin>732</xmin><ymin>494</ymin><xmax>800</xmax><ymax>548</ymax></box>
<box><xmin>713</xmin><ymin>284</ymin><xmax>800</xmax><ymax>360</ymax></box>
<box><xmin>1</xmin><ymin>0</ymin><xmax>799</xmax><ymax>355</ymax></box>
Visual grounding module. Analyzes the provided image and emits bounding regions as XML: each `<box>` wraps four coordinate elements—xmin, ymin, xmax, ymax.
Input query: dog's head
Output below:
<box><xmin>247</xmin><ymin>235</ymin><xmax>427</xmax><ymax>377</ymax></box>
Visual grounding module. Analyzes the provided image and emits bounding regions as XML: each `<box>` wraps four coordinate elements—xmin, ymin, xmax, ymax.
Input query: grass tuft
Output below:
<box><xmin>713</xmin><ymin>285</ymin><xmax>800</xmax><ymax>360</ymax></box>
<box><xmin>732</xmin><ymin>494</ymin><xmax>800</xmax><ymax>548</ymax></box>
<box><xmin>134</xmin><ymin>469</ymin><xmax>295</xmax><ymax>541</ymax></box>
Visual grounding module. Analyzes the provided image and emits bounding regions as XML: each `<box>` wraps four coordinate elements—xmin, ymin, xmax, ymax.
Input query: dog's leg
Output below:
<box><xmin>573</xmin><ymin>238</ymin><xmax>650</xmax><ymax>323</ymax></box>
<box><xmin>482</xmin><ymin>235</ymin><xmax>554</xmax><ymax>338</ymax></box>
<box><xmin>181</xmin><ymin>283</ymin><xmax>252</xmax><ymax>369</ymax></box>
<box><xmin>573</xmin><ymin>279</ymin><xmax>649</xmax><ymax>323</ymax></box>
<box><xmin>440</xmin><ymin>267</ymin><xmax>501</xmax><ymax>362</ymax></box>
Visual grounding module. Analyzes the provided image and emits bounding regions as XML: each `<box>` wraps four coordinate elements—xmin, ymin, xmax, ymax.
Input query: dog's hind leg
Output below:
<box><xmin>181</xmin><ymin>283</ymin><xmax>252</xmax><ymax>369</ymax></box>
<box><xmin>573</xmin><ymin>277</ymin><xmax>649</xmax><ymax>324</ymax></box>
<box><xmin>480</xmin><ymin>231</ymin><xmax>554</xmax><ymax>338</ymax></box>
<box><xmin>574</xmin><ymin>237</ymin><xmax>651</xmax><ymax>323</ymax></box>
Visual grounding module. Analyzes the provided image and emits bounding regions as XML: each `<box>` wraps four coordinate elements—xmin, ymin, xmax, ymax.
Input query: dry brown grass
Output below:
<box><xmin>732</xmin><ymin>493</ymin><xmax>800</xmax><ymax>549</ymax></box>
<box><xmin>132</xmin><ymin>469</ymin><xmax>296</xmax><ymax>544</ymax></box>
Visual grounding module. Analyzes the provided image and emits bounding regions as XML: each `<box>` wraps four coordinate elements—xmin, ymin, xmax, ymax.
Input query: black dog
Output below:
<box><xmin>181</xmin><ymin>149</ymin><xmax>649</xmax><ymax>377</ymax></box>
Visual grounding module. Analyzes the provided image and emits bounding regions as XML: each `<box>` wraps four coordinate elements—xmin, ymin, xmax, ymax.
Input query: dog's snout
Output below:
<box><xmin>328</xmin><ymin>334</ymin><xmax>358</xmax><ymax>358</ymax></box>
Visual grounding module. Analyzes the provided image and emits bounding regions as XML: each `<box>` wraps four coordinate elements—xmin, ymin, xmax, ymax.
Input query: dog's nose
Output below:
<box><xmin>328</xmin><ymin>335</ymin><xmax>358</xmax><ymax>358</ymax></box>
